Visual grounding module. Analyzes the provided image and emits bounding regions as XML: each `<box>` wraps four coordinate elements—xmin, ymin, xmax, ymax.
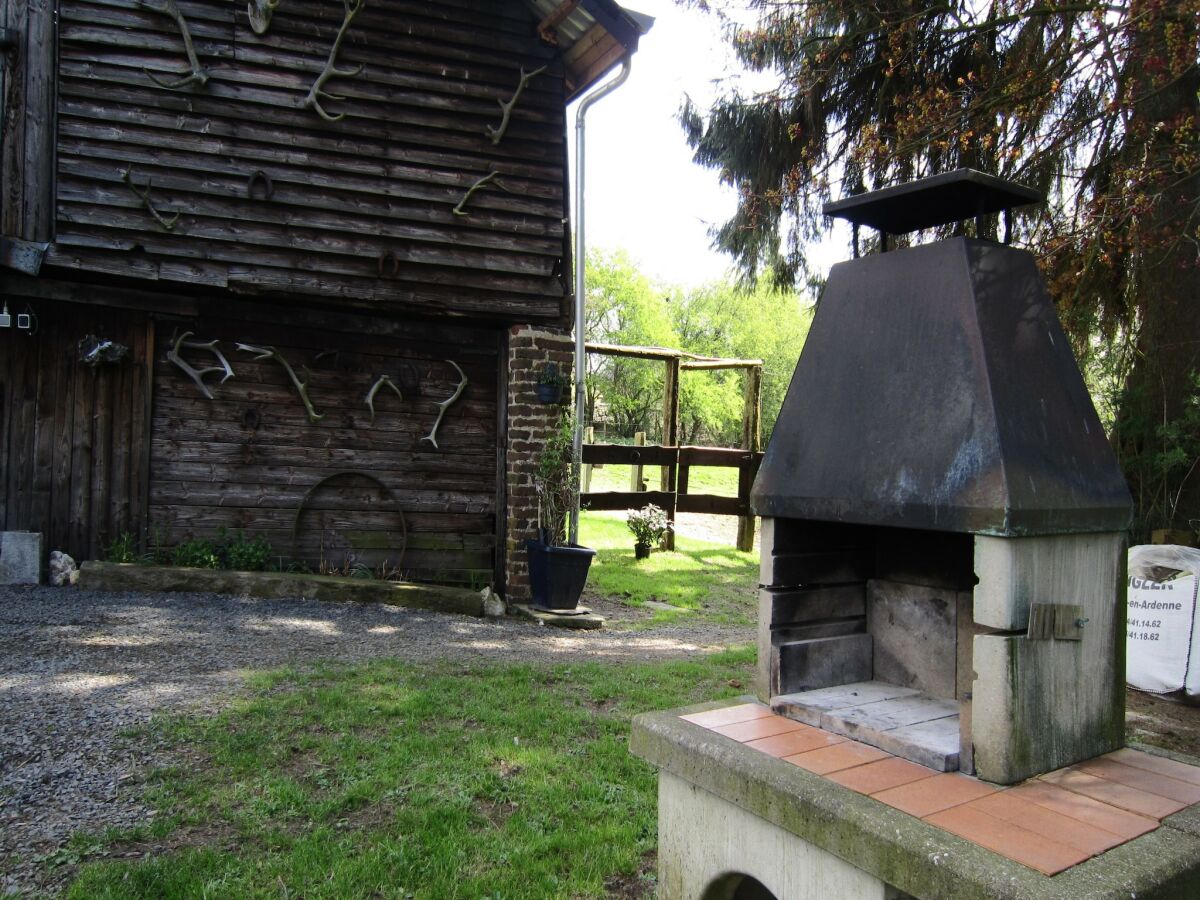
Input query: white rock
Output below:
<box><xmin>480</xmin><ymin>586</ymin><xmax>506</xmax><ymax>618</ymax></box>
<box><xmin>49</xmin><ymin>551</ymin><xmax>78</xmax><ymax>587</ymax></box>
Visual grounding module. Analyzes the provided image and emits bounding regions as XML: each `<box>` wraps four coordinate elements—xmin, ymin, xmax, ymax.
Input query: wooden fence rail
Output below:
<box><xmin>579</xmin><ymin>444</ymin><xmax>763</xmax><ymax>551</ymax></box>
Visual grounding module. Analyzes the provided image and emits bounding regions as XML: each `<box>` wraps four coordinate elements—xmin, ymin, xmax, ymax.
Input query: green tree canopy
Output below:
<box><xmin>584</xmin><ymin>249</ymin><xmax>810</xmax><ymax>446</ymax></box>
<box><xmin>682</xmin><ymin>0</ymin><xmax>1200</xmax><ymax>537</ymax></box>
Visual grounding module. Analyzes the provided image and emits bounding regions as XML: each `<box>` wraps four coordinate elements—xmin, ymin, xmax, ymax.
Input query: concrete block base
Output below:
<box><xmin>0</xmin><ymin>532</ymin><xmax>42</xmax><ymax>585</ymax></box>
<box><xmin>632</xmin><ymin>702</ymin><xmax>1200</xmax><ymax>899</ymax></box>
<box><xmin>658</xmin><ymin>771</ymin><xmax>894</xmax><ymax>900</ymax></box>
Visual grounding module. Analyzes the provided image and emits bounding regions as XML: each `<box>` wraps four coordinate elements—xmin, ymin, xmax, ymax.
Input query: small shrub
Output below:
<box><xmin>626</xmin><ymin>504</ymin><xmax>672</xmax><ymax>546</ymax></box>
<box><xmin>172</xmin><ymin>538</ymin><xmax>221</xmax><ymax>569</ymax></box>
<box><xmin>218</xmin><ymin>529</ymin><xmax>273</xmax><ymax>572</ymax></box>
<box><xmin>102</xmin><ymin>532</ymin><xmax>140</xmax><ymax>564</ymax></box>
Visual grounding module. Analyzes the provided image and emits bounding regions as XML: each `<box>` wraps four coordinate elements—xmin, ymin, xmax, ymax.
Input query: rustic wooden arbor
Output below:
<box><xmin>579</xmin><ymin>342</ymin><xmax>764</xmax><ymax>552</ymax></box>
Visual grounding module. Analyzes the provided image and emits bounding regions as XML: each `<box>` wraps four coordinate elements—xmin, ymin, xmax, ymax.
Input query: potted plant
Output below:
<box><xmin>525</xmin><ymin>410</ymin><xmax>595</xmax><ymax>610</ymax></box>
<box><xmin>626</xmin><ymin>504</ymin><xmax>672</xmax><ymax>559</ymax></box>
<box><xmin>535</xmin><ymin>362</ymin><xmax>568</xmax><ymax>405</ymax></box>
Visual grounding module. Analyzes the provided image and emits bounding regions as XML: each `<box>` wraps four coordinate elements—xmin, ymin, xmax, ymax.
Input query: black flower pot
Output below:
<box><xmin>525</xmin><ymin>538</ymin><xmax>595</xmax><ymax>611</ymax></box>
<box><xmin>634</xmin><ymin>542</ymin><xmax>651</xmax><ymax>560</ymax></box>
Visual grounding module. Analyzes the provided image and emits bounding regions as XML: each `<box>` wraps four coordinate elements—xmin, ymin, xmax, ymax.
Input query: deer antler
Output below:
<box><xmin>302</xmin><ymin>0</ymin><xmax>365</xmax><ymax>122</ymax></box>
<box><xmin>248</xmin><ymin>0</ymin><xmax>282</xmax><ymax>35</ymax></box>
<box><xmin>166</xmin><ymin>331</ymin><xmax>234</xmax><ymax>399</ymax></box>
<box><xmin>139</xmin><ymin>0</ymin><xmax>210</xmax><ymax>91</ymax></box>
<box><xmin>236</xmin><ymin>343</ymin><xmax>325</xmax><ymax>423</ymax></box>
<box><xmin>485</xmin><ymin>65</ymin><xmax>547</xmax><ymax>145</ymax></box>
<box><xmin>420</xmin><ymin>360</ymin><xmax>468</xmax><ymax>450</ymax></box>
<box><xmin>365</xmin><ymin>374</ymin><xmax>404</xmax><ymax>422</ymax></box>
<box><xmin>122</xmin><ymin>167</ymin><xmax>180</xmax><ymax>231</ymax></box>
<box><xmin>452</xmin><ymin>172</ymin><xmax>513</xmax><ymax>217</ymax></box>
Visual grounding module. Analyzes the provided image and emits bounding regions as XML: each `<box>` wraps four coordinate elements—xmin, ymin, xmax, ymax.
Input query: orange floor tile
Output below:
<box><xmin>682</xmin><ymin>702</ymin><xmax>1200</xmax><ymax>876</ymax></box>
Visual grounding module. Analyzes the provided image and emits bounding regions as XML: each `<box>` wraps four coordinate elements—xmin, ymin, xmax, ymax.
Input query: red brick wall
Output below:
<box><xmin>504</xmin><ymin>325</ymin><xmax>574</xmax><ymax>601</ymax></box>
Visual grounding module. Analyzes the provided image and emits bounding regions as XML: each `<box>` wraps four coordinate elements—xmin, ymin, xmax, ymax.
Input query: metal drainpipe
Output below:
<box><xmin>568</xmin><ymin>57</ymin><xmax>632</xmax><ymax>547</ymax></box>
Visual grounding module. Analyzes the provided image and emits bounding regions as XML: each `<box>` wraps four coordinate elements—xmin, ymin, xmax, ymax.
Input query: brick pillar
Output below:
<box><xmin>504</xmin><ymin>325</ymin><xmax>574</xmax><ymax>602</ymax></box>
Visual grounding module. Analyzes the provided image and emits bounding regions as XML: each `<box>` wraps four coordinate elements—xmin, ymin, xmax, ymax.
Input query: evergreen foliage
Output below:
<box><xmin>681</xmin><ymin>0</ymin><xmax>1200</xmax><ymax>537</ymax></box>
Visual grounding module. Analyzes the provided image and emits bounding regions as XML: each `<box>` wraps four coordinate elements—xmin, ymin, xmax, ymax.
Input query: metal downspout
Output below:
<box><xmin>568</xmin><ymin>57</ymin><xmax>632</xmax><ymax>546</ymax></box>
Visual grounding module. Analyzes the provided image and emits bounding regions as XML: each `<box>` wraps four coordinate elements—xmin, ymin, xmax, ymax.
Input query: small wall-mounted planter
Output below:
<box><xmin>536</xmin><ymin>382</ymin><xmax>567</xmax><ymax>404</ymax></box>
<box><xmin>535</xmin><ymin>362</ymin><xmax>568</xmax><ymax>405</ymax></box>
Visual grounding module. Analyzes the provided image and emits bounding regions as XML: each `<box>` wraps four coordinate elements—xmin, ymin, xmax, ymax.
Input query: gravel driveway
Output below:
<box><xmin>0</xmin><ymin>585</ymin><xmax>751</xmax><ymax>895</ymax></box>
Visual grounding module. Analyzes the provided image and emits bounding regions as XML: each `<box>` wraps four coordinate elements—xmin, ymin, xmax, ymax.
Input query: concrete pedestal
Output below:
<box><xmin>632</xmin><ymin>702</ymin><xmax>1200</xmax><ymax>900</ymax></box>
<box><xmin>0</xmin><ymin>532</ymin><xmax>42</xmax><ymax>585</ymax></box>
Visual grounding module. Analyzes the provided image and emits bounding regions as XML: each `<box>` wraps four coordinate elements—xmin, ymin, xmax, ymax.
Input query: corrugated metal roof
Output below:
<box><xmin>522</xmin><ymin>0</ymin><xmax>653</xmax><ymax>100</ymax></box>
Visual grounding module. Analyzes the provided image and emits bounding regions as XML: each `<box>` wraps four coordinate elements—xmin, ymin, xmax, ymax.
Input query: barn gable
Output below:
<box><xmin>0</xmin><ymin>0</ymin><xmax>648</xmax><ymax>594</ymax></box>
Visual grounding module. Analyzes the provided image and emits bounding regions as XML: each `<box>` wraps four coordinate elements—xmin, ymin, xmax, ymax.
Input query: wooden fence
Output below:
<box><xmin>579</xmin><ymin>443</ymin><xmax>763</xmax><ymax>552</ymax></box>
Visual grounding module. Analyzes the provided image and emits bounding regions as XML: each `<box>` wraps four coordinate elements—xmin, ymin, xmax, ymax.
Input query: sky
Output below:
<box><xmin>565</xmin><ymin>1</ymin><xmax>850</xmax><ymax>291</ymax></box>
<box><xmin>565</xmin><ymin>0</ymin><xmax>753</xmax><ymax>289</ymax></box>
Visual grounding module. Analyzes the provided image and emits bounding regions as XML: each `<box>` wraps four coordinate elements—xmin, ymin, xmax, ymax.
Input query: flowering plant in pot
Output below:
<box><xmin>525</xmin><ymin>410</ymin><xmax>595</xmax><ymax>610</ymax></box>
<box><xmin>535</xmin><ymin>362</ymin><xmax>569</xmax><ymax>405</ymax></box>
<box><xmin>626</xmin><ymin>504</ymin><xmax>671</xmax><ymax>559</ymax></box>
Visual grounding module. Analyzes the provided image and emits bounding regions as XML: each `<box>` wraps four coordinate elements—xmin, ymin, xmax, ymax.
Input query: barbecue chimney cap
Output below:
<box><xmin>823</xmin><ymin>169</ymin><xmax>1043</xmax><ymax>235</ymax></box>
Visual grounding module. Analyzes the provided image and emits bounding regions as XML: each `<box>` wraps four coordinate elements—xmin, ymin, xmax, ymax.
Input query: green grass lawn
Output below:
<box><xmin>63</xmin><ymin>649</ymin><xmax>756</xmax><ymax>899</ymax></box>
<box><xmin>579</xmin><ymin>512</ymin><xmax>758</xmax><ymax>628</ymax></box>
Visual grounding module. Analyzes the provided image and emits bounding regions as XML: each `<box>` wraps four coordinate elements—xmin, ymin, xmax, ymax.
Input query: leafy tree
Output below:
<box><xmin>682</xmin><ymin>0</ymin><xmax>1200</xmax><ymax>537</ymax></box>
<box><xmin>584</xmin><ymin>249</ymin><xmax>678</xmax><ymax>436</ymax></box>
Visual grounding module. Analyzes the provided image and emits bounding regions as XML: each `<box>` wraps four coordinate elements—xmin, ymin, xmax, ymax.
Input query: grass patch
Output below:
<box><xmin>64</xmin><ymin>649</ymin><xmax>756</xmax><ymax>899</ymax></box>
<box><xmin>579</xmin><ymin>512</ymin><xmax>757</xmax><ymax>627</ymax></box>
<box><xmin>585</xmin><ymin>462</ymin><xmax>739</xmax><ymax>497</ymax></box>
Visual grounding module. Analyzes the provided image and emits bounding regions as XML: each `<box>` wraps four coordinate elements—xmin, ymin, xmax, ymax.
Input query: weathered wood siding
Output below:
<box><xmin>49</xmin><ymin>0</ymin><xmax>567</xmax><ymax>322</ymax></box>
<box><xmin>1</xmin><ymin>0</ymin><xmax>58</xmax><ymax>242</ymax></box>
<box><xmin>149</xmin><ymin>313</ymin><xmax>500</xmax><ymax>584</ymax></box>
<box><xmin>0</xmin><ymin>298</ymin><xmax>153</xmax><ymax>560</ymax></box>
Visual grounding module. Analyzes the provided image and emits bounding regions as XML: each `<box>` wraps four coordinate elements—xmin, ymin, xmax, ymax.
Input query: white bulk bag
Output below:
<box><xmin>1127</xmin><ymin>544</ymin><xmax>1200</xmax><ymax>697</ymax></box>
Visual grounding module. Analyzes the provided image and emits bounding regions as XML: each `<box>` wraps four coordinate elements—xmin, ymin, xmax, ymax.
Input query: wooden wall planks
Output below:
<box><xmin>44</xmin><ymin>0</ymin><xmax>568</xmax><ymax>323</ymax></box>
<box><xmin>148</xmin><ymin>311</ymin><xmax>501</xmax><ymax>583</ymax></box>
<box><xmin>0</xmin><ymin>299</ymin><xmax>153</xmax><ymax>561</ymax></box>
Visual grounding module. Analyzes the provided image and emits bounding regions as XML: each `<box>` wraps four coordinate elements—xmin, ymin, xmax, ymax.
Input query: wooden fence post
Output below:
<box><xmin>660</xmin><ymin>357</ymin><xmax>681</xmax><ymax>550</ymax></box>
<box><xmin>630</xmin><ymin>430</ymin><xmax>646</xmax><ymax>493</ymax></box>
<box><xmin>581</xmin><ymin>426</ymin><xmax>594</xmax><ymax>493</ymax></box>
<box><xmin>736</xmin><ymin>365</ymin><xmax>762</xmax><ymax>552</ymax></box>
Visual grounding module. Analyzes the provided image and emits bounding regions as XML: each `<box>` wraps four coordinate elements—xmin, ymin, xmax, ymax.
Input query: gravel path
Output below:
<box><xmin>0</xmin><ymin>585</ymin><xmax>752</xmax><ymax>895</ymax></box>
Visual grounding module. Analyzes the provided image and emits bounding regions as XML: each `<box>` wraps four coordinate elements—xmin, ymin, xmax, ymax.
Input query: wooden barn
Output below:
<box><xmin>0</xmin><ymin>0</ymin><xmax>649</xmax><ymax>596</ymax></box>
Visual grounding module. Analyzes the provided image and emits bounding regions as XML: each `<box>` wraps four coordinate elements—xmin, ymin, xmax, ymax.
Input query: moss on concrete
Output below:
<box><xmin>79</xmin><ymin>562</ymin><xmax>485</xmax><ymax>617</ymax></box>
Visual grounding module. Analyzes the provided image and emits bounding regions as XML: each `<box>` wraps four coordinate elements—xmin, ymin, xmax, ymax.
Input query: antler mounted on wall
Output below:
<box><xmin>236</xmin><ymin>343</ymin><xmax>325</xmax><ymax>423</ymax></box>
<box><xmin>365</xmin><ymin>374</ymin><xmax>403</xmax><ymax>422</ymax></box>
<box><xmin>452</xmin><ymin>172</ymin><xmax>512</xmax><ymax>217</ymax></box>
<box><xmin>167</xmin><ymin>331</ymin><xmax>234</xmax><ymax>399</ymax></box>
<box><xmin>420</xmin><ymin>360</ymin><xmax>468</xmax><ymax>450</ymax></box>
<box><xmin>303</xmin><ymin>0</ymin><xmax>366</xmax><ymax>122</ymax></box>
<box><xmin>485</xmin><ymin>65</ymin><xmax>547</xmax><ymax>145</ymax></box>
<box><xmin>248</xmin><ymin>0</ymin><xmax>282</xmax><ymax>35</ymax></box>
<box><xmin>139</xmin><ymin>0</ymin><xmax>210</xmax><ymax>91</ymax></box>
<box><xmin>122</xmin><ymin>167</ymin><xmax>180</xmax><ymax>231</ymax></box>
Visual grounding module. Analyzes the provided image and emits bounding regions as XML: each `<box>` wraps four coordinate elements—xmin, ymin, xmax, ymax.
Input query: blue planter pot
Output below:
<box><xmin>525</xmin><ymin>539</ymin><xmax>595</xmax><ymax>611</ymax></box>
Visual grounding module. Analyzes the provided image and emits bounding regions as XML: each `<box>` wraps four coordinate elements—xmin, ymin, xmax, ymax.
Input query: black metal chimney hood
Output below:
<box><xmin>752</xmin><ymin>170</ymin><xmax>1133</xmax><ymax>536</ymax></box>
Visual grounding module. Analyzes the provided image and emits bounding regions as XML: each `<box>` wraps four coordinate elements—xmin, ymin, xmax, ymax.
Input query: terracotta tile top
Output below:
<box><xmin>680</xmin><ymin>703</ymin><xmax>775</xmax><ymax>729</ymax></box>
<box><xmin>681</xmin><ymin>705</ymin><xmax>1194</xmax><ymax>877</ymax></box>
<box><xmin>745</xmin><ymin>724</ymin><xmax>845</xmax><ymax>758</ymax></box>
<box><xmin>967</xmin><ymin>791</ymin><xmax>1128</xmax><ymax>857</ymax></box>
<box><xmin>826</xmin><ymin>756</ymin><xmax>938</xmax><ymax>795</ymax></box>
<box><xmin>710</xmin><ymin>713</ymin><xmax>806</xmax><ymax>743</ymax></box>
<box><xmin>926</xmin><ymin>804</ymin><xmax>1089</xmax><ymax>876</ymax></box>
<box><xmin>1105</xmin><ymin>747</ymin><xmax>1200</xmax><ymax>787</ymax></box>
<box><xmin>1074</xmin><ymin>757</ymin><xmax>1200</xmax><ymax>806</ymax></box>
<box><xmin>1040</xmin><ymin>767</ymin><xmax>1189</xmax><ymax>820</ymax></box>
<box><xmin>874</xmin><ymin>772</ymin><xmax>999</xmax><ymax>819</ymax></box>
<box><xmin>1006</xmin><ymin>781</ymin><xmax>1159</xmax><ymax>842</ymax></box>
<box><xmin>783</xmin><ymin>739</ymin><xmax>891</xmax><ymax>775</ymax></box>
